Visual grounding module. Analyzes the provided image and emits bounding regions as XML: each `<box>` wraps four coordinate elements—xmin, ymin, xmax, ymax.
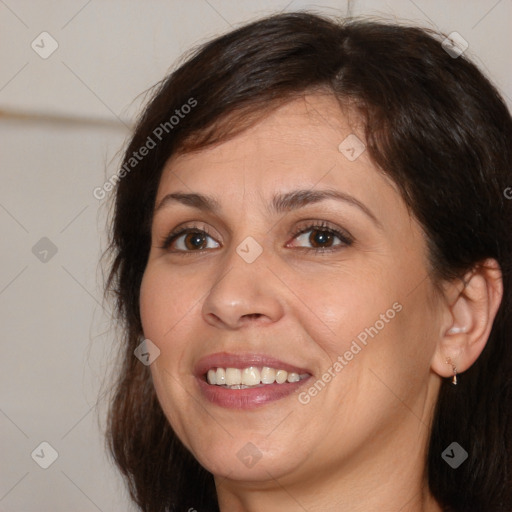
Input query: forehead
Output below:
<box><xmin>157</xmin><ymin>93</ymin><xmax>398</xmax><ymax>214</ymax></box>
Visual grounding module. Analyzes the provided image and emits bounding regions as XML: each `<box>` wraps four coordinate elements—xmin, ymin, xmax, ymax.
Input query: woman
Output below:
<box><xmin>105</xmin><ymin>12</ymin><xmax>512</xmax><ymax>512</ymax></box>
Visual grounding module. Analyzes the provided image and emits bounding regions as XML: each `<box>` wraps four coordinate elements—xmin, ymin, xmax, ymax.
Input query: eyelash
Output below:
<box><xmin>159</xmin><ymin>221</ymin><xmax>353</xmax><ymax>254</ymax></box>
<box><xmin>290</xmin><ymin>221</ymin><xmax>353</xmax><ymax>250</ymax></box>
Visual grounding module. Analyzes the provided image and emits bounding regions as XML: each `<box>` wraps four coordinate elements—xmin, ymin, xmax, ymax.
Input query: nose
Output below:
<box><xmin>201</xmin><ymin>248</ymin><xmax>285</xmax><ymax>330</ymax></box>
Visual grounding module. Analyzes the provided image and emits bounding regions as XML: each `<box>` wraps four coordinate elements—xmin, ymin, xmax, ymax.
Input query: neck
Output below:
<box><xmin>215</xmin><ymin>460</ymin><xmax>442</xmax><ymax>512</ymax></box>
<box><xmin>214</xmin><ymin>414</ymin><xmax>443</xmax><ymax>512</ymax></box>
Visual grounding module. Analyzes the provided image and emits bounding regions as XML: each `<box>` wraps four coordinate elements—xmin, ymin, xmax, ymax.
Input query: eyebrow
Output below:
<box><xmin>154</xmin><ymin>189</ymin><xmax>382</xmax><ymax>228</ymax></box>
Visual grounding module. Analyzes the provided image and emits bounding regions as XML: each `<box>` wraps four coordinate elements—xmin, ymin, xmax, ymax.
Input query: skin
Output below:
<box><xmin>139</xmin><ymin>93</ymin><xmax>503</xmax><ymax>511</ymax></box>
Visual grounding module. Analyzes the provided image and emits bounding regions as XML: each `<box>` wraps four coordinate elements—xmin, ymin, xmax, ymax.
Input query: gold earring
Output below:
<box><xmin>446</xmin><ymin>357</ymin><xmax>458</xmax><ymax>385</ymax></box>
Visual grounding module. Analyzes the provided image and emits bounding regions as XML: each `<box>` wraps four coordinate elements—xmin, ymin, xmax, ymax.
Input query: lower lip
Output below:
<box><xmin>197</xmin><ymin>376</ymin><xmax>311</xmax><ymax>409</ymax></box>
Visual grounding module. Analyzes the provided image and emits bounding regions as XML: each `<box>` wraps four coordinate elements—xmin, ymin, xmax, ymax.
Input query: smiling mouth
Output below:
<box><xmin>205</xmin><ymin>366</ymin><xmax>311</xmax><ymax>389</ymax></box>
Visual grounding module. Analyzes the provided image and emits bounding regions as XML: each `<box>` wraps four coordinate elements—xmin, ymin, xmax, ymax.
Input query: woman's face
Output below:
<box><xmin>140</xmin><ymin>94</ymin><xmax>444</xmax><ymax>488</ymax></box>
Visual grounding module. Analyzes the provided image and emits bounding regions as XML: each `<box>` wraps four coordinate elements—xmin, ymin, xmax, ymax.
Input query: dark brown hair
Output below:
<box><xmin>105</xmin><ymin>12</ymin><xmax>512</xmax><ymax>512</ymax></box>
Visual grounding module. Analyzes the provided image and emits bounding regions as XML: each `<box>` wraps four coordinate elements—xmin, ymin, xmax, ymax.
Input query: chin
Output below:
<box><xmin>192</xmin><ymin>437</ymin><xmax>308</xmax><ymax>483</ymax></box>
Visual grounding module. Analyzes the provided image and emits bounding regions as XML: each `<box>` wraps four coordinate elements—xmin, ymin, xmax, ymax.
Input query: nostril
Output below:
<box><xmin>242</xmin><ymin>313</ymin><xmax>263</xmax><ymax>320</ymax></box>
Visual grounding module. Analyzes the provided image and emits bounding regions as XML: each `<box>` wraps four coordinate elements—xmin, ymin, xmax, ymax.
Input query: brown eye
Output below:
<box><xmin>162</xmin><ymin>228</ymin><xmax>220</xmax><ymax>251</ymax></box>
<box><xmin>308</xmin><ymin>229</ymin><xmax>336</xmax><ymax>248</ymax></box>
<box><xmin>290</xmin><ymin>224</ymin><xmax>352</xmax><ymax>251</ymax></box>
<box><xmin>183</xmin><ymin>232</ymin><xmax>208</xmax><ymax>250</ymax></box>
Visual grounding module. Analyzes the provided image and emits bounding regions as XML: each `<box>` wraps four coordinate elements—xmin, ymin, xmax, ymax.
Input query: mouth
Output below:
<box><xmin>204</xmin><ymin>366</ymin><xmax>310</xmax><ymax>388</ymax></box>
<box><xmin>194</xmin><ymin>352</ymin><xmax>312</xmax><ymax>409</ymax></box>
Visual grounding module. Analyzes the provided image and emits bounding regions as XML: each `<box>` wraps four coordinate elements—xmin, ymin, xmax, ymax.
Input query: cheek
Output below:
<box><xmin>139</xmin><ymin>267</ymin><xmax>169</xmax><ymax>340</ymax></box>
<box><xmin>139</xmin><ymin>262</ymin><xmax>200</xmax><ymax>340</ymax></box>
<box><xmin>285</xmin><ymin>264</ymin><xmax>399</xmax><ymax>356</ymax></box>
<box><xmin>292</xmin><ymin>261</ymin><xmax>436</xmax><ymax>393</ymax></box>
<box><xmin>139</xmin><ymin>263</ymin><xmax>204</xmax><ymax>441</ymax></box>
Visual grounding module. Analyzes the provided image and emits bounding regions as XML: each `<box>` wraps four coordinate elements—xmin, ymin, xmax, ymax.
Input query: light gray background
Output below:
<box><xmin>1</xmin><ymin>1</ymin><xmax>510</xmax><ymax>510</ymax></box>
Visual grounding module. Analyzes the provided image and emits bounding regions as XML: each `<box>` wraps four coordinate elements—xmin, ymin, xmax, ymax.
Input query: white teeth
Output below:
<box><xmin>216</xmin><ymin>368</ymin><xmax>226</xmax><ymax>385</ymax></box>
<box><xmin>225</xmin><ymin>368</ymin><xmax>242</xmax><ymax>386</ymax></box>
<box><xmin>275</xmin><ymin>369</ymin><xmax>288</xmax><ymax>384</ymax></box>
<box><xmin>287</xmin><ymin>372</ymin><xmax>300</xmax><ymax>383</ymax></box>
<box><xmin>205</xmin><ymin>366</ymin><xmax>309</xmax><ymax>387</ymax></box>
<box><xmin>261</xmin><ymin>366</ymin><xmax>276</xmax><ymax>384</ymax></box>
<box><xmin>242</xmin><ymin>367</ymin><xmax>260</xmax><ymax>386</ymax></box>
<box><xmin>207</xmin><ymin>369</ymin><xmax>217</xmax><ymax>385</ymax></box>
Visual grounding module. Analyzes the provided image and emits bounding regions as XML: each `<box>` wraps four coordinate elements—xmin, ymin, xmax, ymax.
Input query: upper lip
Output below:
<box><xmin>194</xmin><ymin>352</ymin><xmax>312</xmax><ymax>378</ymax></box>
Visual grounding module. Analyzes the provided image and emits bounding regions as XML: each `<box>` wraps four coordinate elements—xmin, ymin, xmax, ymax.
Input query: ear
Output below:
<box><xmin>431</xmin><ymin>258</ymin><xmax>503</xmax><ymax>379</ymax></box>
